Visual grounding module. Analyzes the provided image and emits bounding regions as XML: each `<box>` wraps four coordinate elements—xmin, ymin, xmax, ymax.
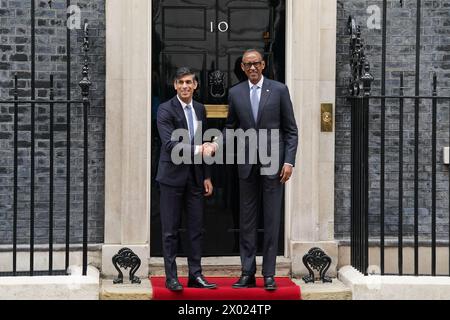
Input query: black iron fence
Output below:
<box><xmin>348</xmin><ymin>2</ymin><xmax>450</xmax><ymax>277</ymax></box>
<box><xmin>0</xmin><ymin>1</ymin><xmax>91</xmax><ymax>276</ymax></box>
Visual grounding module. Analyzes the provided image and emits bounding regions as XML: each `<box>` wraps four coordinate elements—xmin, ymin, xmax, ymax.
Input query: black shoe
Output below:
<box><xmin>264</xmin><ymin>276</ymin><xmax>277</xmax><ymax>291</ymax></box>
<box><xmin>165</xmin><ymin>278</ymin><xmax>183</xmax><ymax>291</ymax></box>
<box><xmin>187</xmin><ymin>275</ymin><xmax>217</xmax><ymax>289</ymax></box>
<box><xmin>232</xmin><ymin>275</ymin><xmax>256</xmax><ymax>288</ymax></box>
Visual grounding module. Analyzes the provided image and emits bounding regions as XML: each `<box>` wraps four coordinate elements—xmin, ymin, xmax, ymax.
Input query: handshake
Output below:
<box><xmin>199</xmin><ymin>142</ymin><xmax>218</xmax><ymax>157</ymax></box>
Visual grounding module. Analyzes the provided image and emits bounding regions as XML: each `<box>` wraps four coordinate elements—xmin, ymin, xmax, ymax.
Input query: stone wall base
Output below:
<box><xmin>339</xmin><ymin>265</ymin><xmax>450</xmax><ymax>300</ymax></box>
<box><xmin>0</xmin><ymin>265</ymin><xmax>100</xmax><ymax>300</ymax></box>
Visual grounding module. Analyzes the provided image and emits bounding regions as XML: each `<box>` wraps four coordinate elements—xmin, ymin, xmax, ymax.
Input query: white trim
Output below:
<box><xmin>284</xmin><ymin>0</ymin><xmax>294</xmax><ymax>259</ymax></box>
<box><xmin>146</xmin><ymin>1</ymin><xmax>153</xmax><ymax>248</ymax></box>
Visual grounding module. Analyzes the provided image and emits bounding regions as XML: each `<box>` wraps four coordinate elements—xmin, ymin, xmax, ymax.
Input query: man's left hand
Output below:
<box><xmin>280</xmin><ymin>164</ymin><xmax>294</xmax><ymax>184</ymax></box>
<box><xmin>204</xmin><ymin>178</ymin><xmax>213</xmax><ymax>196</ymax></box>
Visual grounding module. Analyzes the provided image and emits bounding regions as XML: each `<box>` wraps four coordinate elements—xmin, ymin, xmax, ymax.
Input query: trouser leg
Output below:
<box><xmin>238</xmin><ymin>165</ymin><xmax>260</xmax><ymax>275</ymax></box>
<box><xmin>261</xmin><ymin>176</ymin><xmax>283</xmax><ymax>277</ymax></box>
<box><xmin>185</xmin><ymin>169</ymin><xmax>204</xmax><ymax>278</ymax></box>
<box><xmin>159</xmin><ymin>183</ymin><xmax>184</xmax><ymax>280</ymax></box>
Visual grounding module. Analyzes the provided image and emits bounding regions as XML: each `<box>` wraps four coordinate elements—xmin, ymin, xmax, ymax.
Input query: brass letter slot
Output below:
<box><xmin>205</xmin><ymin>104</ymin><xmax>229</xmax><ymax>119</ymax></box>
<box><xmin>321</xmin><ymin>103</ymin><xmax>333</xmax><ymax>132</ymax></box>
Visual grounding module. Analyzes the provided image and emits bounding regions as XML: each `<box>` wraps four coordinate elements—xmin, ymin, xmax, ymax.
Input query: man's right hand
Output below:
<box><xmin>201</xmin><ymin>142</ymin><xmax>217</xmax><ymax>157</ymax></box>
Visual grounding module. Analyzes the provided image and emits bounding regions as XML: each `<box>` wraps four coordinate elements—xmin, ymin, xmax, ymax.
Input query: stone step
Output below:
<box><xmin>100</xmin><ymin>279</ymin><xmax>153</xmax><ymax>300</ymax></box>
<box><xmin>100</xmin><ymin>277</ymin><xmax>352</xmax><ymax>300</ymax></box>
<box><xmin>149</xmin><ymin>256</ymin><xmax>292</xmax><ymax>277</ymax></box>
<box><xmin>292</xmin><ymin>278</ymin><xmax>352</xmax><ymax>300</ymax></box>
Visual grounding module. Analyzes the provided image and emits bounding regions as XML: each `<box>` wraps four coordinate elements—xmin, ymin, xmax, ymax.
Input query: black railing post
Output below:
<box><xmin>65</xmin><ymin>0</ymin><xmax>72</xmax><ymax>273</ymax></box>
<box><xmin>431</xmin><ymin>73</ymin><xmax>437</xmax><ymax>276</ymax></box>
<box><xmin>414</xmin><ymin>0</ymin><xmax>422</xmax><ymax>277</ymax></box>
<box><xmin>30</xmin><ymin>0</ymin><xmax>36</xmax><ymax>277</ymax></box>
<box><xmin>399</xmin><ymin>72</ymin><xmax>404</xmax><ymax>275</ymax></box>
<box><xmin>79</xmin><ymin>23</ymin><xmax>91</xmax><ymax>276</ymax></box>
<box><xmin>361</xmin><ymin>62</ymin><xmax>372</xmax><ymax>275</ymax></box>
<box><xmin>49</xmin><ymin>74</ymin><xmax>54</xmax><ymax>275</ymax></box>
<box><xmin>380</xmin><ymin>0</ymin><xmax>387</xmax><ymax>276</ymax></box>
<box><xmin>348</xmin><ymin>17</ymin><xmax>373</xmax><ymax>275</ymax></box>
<box><xmin>13</xmin><ymin>74</ymin><xmax>18</xmax><ymax>276</ymax></box>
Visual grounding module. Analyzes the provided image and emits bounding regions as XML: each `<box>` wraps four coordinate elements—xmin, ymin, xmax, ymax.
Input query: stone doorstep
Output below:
<box><xmin>100</xmin><ymin>279</ymin><xmax>153</xmax><ymax>300</ymax></box>
<box><xmin>102</xmin><ymin>257</ymin><xmax>291</xmax><ymax>300</ymax></box>
<box><xmin>100</xmin><ymin>277</ymin><xmax>351</xmax><ymax>301</ymax></box>
<box><xmin>292</xmin><ymin>279</ymin><xmax>352</xmax><ymax>300</ymax></box>
<box><xmin>148</xmin><ymin>256</ymin><xmax>292</xmax><ymax>277</ymax></box>
<box><xmin>101</xmin><ymin>258</ymin><xmax>352</xmax><ymax>300</ymax></box>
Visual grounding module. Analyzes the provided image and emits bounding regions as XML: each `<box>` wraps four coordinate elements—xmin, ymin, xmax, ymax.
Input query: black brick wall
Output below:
<box><xmin>0</xmin><ymin>0</ymin><xmax>105</xmax><ymax>245</ymax></box>
<box><xmin>336</xmin><ymin>0</ymin><xmax>450</xmax><ymax>240</ymax></box>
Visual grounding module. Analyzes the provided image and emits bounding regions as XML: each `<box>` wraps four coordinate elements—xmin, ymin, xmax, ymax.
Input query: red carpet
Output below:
<box><xmin>150</xmin><ymin>277</ymin><xmax>301</xmax><ymax>300</ymax></box>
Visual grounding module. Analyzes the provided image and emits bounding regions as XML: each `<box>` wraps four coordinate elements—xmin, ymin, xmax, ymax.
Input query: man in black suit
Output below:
<box><xmin>213</xmin><ymin>49</ymin><xmax>298</xmax><ymax>290</ymax></box>
<box><xmin>156</xmin><ymin>67</ymin><xmax>217</xmax><ymax>291</ymax></box>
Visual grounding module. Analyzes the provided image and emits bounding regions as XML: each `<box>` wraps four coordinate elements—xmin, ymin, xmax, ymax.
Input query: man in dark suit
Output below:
<box><xmin>213</xmin><ymin>49</ymin><xmax>298</xmax><ymax>290</ymax></box>
<box><xmin>156</xmin><ymin>67</ymin><xmax>217</xmax><ymax>291</ymax></box>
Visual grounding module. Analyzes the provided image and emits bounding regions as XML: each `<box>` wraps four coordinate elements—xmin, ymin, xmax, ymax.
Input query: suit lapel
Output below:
<box><xmin>192</xmin><ymin>101</ymin><xmax>203</xmax><ymax>123</ymax></box>
<box><xmin>172</xmin><ymin>96</ymin><xmax>188</xmax><ymax>130</ymax></box>
<box><xmin>256</xmin><ymin>79</ymin><xmax>272</xmax><ymax>126</ymax></box>
<box><xmin>192</xmin><ymin>101</ymin><xmax>204</xmax><ymax>136</ymax></box>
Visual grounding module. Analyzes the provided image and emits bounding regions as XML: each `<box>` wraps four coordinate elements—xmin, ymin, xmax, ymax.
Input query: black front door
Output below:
<box><xmin>151</xmin><ymin>0</ymin><xmax>286</xmax><ymax>256</ymax></box>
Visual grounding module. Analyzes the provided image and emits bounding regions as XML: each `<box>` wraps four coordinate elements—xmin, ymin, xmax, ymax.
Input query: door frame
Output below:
<box><xmin>148</xmin><ymin>0</ymin><xmax>294</xmax><ymax>258</ymax></box>
<box><xmin>149</xmin><ymin>0</ymin><xmax>290</xmax><ymax>257</ymax></box>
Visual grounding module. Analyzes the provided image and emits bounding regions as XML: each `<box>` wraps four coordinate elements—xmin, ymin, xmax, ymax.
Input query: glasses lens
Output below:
<box><xmin>243</xmin><ymin>61</ymin><xmax>262</xmax><ymax>69</ymax></box>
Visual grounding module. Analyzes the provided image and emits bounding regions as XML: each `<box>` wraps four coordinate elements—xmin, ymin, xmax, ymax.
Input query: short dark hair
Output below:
<box><xmin>174</xmin><ymin>67</ymin><xmax>196</xmax><ymax>82</ymax></box>
<box><xmin>242</xmin><ymin>49</ymin><xmax>264</xmax><ymax>60</ymax></box>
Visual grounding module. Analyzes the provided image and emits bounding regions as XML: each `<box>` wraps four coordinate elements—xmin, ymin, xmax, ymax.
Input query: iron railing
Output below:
<box><xmin>0</xmin><ymin>1</ymin><xmax>91</xmax><ymax>276</ymax></box>
<box><xmin>348</xmin><ymin>0</ymin><xmax>450</xmax><ymax>277</ymax></box>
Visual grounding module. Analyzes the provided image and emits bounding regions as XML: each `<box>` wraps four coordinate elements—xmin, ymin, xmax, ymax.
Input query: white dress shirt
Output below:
<box><xmin>248</xmin><ymin>76</ymin><xmax>264</xmax><ymax>102</ymax></box>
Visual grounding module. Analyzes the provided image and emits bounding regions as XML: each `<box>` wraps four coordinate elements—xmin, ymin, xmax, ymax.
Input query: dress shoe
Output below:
<box><xmin>165</xmin><ymin>278</ymin><xmax>183</xmax><ymax>291</ymax></box>
<box><xmin>264</xmin><ymin>276</ymin><xmax>277</xmax><ymax>291</ymax></box>
<box><xmin>187</xmin><ymin>275</ymin><xmax>217</xmax><ymax>289</ymax></box>
<box><xmin>232</xmin><ymin>275</ymin><xmax>256</xmax><ymax>288</ymax></box>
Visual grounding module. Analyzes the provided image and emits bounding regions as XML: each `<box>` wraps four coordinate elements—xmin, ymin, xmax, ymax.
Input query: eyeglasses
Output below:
<box><xmin>242</xmin><ymin>61</ymin><xmax>263</xmax><ymax>70</ymax></box>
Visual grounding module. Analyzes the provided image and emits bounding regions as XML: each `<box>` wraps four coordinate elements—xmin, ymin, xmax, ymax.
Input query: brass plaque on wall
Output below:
<box><xmin>205</xmin><ymin>104</ymin><xmax>229</xmax><ymax>119</ymax></box>
<box><xmin>321</xmin><ymin>103</ymin><xmax>333</xmax><ymax>132</ymax></box>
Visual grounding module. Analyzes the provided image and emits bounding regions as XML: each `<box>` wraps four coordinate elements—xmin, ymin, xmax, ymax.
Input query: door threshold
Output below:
<box><xmin>149</xmin><ymin>256</ymin><xmax>291</xmax><ymax>277</ymax></box>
